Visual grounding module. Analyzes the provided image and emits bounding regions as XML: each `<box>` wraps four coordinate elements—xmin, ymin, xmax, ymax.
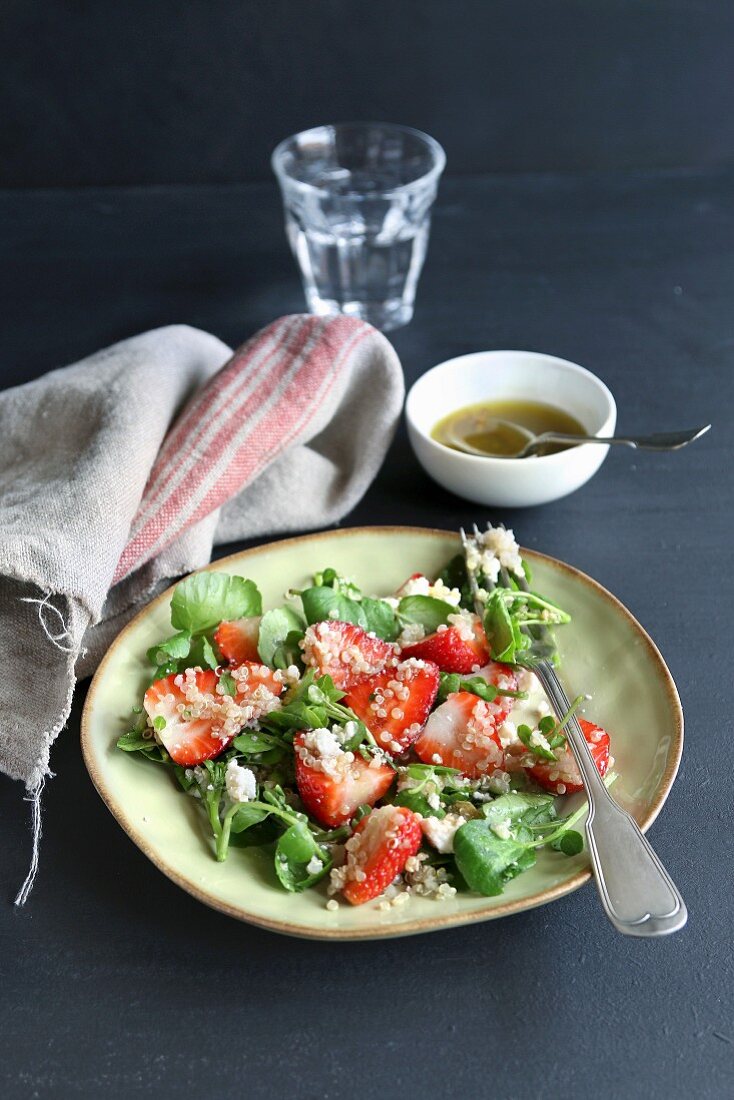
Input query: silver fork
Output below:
<box><xmin>461</xmin><ymin>524</ymin><xmax>687</xmax><ymax>936</ymax></box>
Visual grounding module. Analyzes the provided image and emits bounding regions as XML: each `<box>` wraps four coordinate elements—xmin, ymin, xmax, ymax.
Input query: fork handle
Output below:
<box><xmin>582</xmin><ymin>780</ymin><xmax>687</xmax><ymax>936</ymax></box>
<box><xmin>533</xmin><ymin>664</ymin><xmax>687</xmax><ymax>936</ymax></box>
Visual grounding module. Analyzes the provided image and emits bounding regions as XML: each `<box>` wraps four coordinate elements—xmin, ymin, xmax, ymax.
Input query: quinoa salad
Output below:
<box><xmin>117</xmin><ymin>526</ymin><xmax>614</xmax><ymax>911</ymax></box>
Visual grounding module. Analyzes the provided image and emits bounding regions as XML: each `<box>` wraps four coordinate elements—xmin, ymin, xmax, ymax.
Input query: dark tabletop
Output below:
<box><xmin>1</xmin><ymin>171</ymin><xmax>732</xmax><ymax>1099</ymax></box>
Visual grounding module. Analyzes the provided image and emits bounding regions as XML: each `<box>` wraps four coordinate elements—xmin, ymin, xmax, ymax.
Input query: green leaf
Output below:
<box><xmin>170</xmin><ymin>573</ymin><xmax>262</xmax><ymax>633</ymax></box>
<box><xmin>146</xmin><ymin>630</ymin><xmax>192</xmax><ymax>668</ymax></box>
<box><xmin>233</xmin><ymin>730</ymin><xmax>287</xmax><ymax>754</ymax></box>
<box><xmin>517</xmin><ymin>723</ymin><xmax>557</xmax><ymax>762</ymax></box>
<box><xmin>553</xmin><ymin>829</ymin><xmax>584</xmax><ymax>856</ymax></box>
<box><xmin>360</xmin><ymin>597</ymin><xmax>400</xmax><ymax>641</ymax></box>
<box><xmin>230</xmin><ymin>803</ymin><xmax>272</xmax><ymax>834</ymax></box>
<box><xmin>300</xmin><ymin>586</ymin><xmax>366</xmax><ymax>628</ymax></box>
<box><xmin>274</xmin><ymin>822</ymin><xmax>332</xmax><ymax>892</ymax></box>
<box><xmin>393</xmin><ymin>789</ymin><xmax>445</xmax><ymax>818</ymax></box>
<box><xmin>257</xmin><ymin>605</ymin><xmax>306</xmax><ymax>667</ymax></box>
<box><xmin>483</xmin><ymin>590</ymin><xmax>519</xmax><ymax>663</ymax></box>
<box><xmin>438</xmin><ymin>672</ymin><xmax>508</xmax><ymax>705</ymax></box>
<box><xmin>481</xmin><ymin>791</ymin><xmax>557</xmax><ymax>828</ymax></box>
<box><xmin>312</xmin><ymin>567</ymin><xmax>362</xmax><ymax>600</ymax></box>
<box><xmin>116</xmin><ymin>732</ymin><xmax>154</xmax><ymax>753</ymax></box>
<box><xmin>397</xmin><ymin>595</ymin><xmax>455</xmax><ymax>633</ymax></box>
<box><xmin>454</xmin><ymin>819</ymin><xmax>536</xmax><ymax>896</ymax></box>
<box><xmin>152</xmin><ymin>715</ymin><xmax>167</xmax><ymax>732</ymax></box>
<box><xmin>186</xmin><ymin>633</ymin><xmax>219</xmax><ymax>671</ymax></box>
<box><xmin>219</xmin><ymin>670</ymin><xmax>236</xmax><ymax>697</ymax></box>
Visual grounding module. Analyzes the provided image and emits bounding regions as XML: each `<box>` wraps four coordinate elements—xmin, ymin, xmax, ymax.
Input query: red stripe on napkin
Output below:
<box><xmin>112</xmin><ymin>315</ymin><xmax>373</xmax><ymax>585</ymax></box>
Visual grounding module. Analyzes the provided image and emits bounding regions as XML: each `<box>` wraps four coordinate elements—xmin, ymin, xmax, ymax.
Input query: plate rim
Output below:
<box><xmin>80</xmin><ymin>525</ymin><xmax>684</xmax><ymax>940</ymax></box>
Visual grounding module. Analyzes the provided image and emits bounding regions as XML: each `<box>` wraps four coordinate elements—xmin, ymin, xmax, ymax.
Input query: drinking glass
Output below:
<box><xmin>272</xmin><ymin>122</ymin><xmax>446</xmax><ymax>331</ymax></box>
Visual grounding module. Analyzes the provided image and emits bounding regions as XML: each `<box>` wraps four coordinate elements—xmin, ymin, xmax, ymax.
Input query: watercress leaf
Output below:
<box><xmin>538</xmin><ymin>715</ymin><xmax>556</xmax><ymax>736</ymax></box>
<box><xmin>219</xmin><ymin>670</ymin><xmax>236</xmax><ymax>697</ymax></box>
<box><xmin>481</xmin><ymin>791</ymin><xmax>557</xmax><ymax>828</ymax></box>
<box><xmin>552</xmin><ymin>829</ymin><xmax>585</xmax><ymax>856</ymax></box>
<box><xmin>360</xmin><ymin>597</ymin><xmax>400</xmax><ymax>641</ymax></box>
<box><xmin>393</xmin><ymin>790</ymin><xmax>445</xmax><ymax>818</ymax></box>
<box><xmin>438</xmin><ymin>672</ymin><xmax>462</xmax><ymax>701</ymax></box>
<box><xmin>233</xmin><ymin>730</ymin><xmax>285</xmax><ymax>754</ymax></box>
<box><xmin>398</xmin><ymin>595</ymin><xmax>455</xmax><ymax>633</ymax></box>
<box><xmin>312</xmin><ymin>568</ymin><xmax>362</xmax><ymax>600</ymax></box>
<box><xmin>300</xmin><ymin>586</ymin><xmax>367</xmax><ymax>629</ymax></box>
<box><xmin>146</xmin><ymin>630</ymin><xmax>192</xmax><ymax>668</ymax></box>
<box><xmin>257</xmin><ymin>606</ymin><xmax>306</xmax><ymax>667</ymax></box>
<box><xmin>274</xmin><ymin>822</ymin><xmax>332</xmax><ymax>892</ymax></box>
<box><xmin>170</xmin><ymin>572</ymin><xmax>262</xmax><ymax>633</ymax></box>
<box><xmin>453</xmin><ymin>820</ymin><xmax>534</xmax><ymax>896</ymax></box>
<box><xmin>229</xmin><ymin>816</ymin><xmax>283</xmax><ymax>848</ymax></box>
<box><xmin>187</xmin><ymin>633</ymin><xmax>219</xmax><ymax>671</ymax></box>
<box><xmin>483</xmin><ymin>590</ymin><xmax>517</xmax><ymax>662</ymax></box>
<box><xmin>116</xmin><ymin>732</ymin><xmax>156</xmax><ymax>753</ymax></box>
<box><xmin>173</xmin><ymin>764</ymin><xmax>194</xmax><ymax>790</ymax></box>
<box><xmin>230</xmin><ymin>803</ymin><xmax>272</xmax><ymax>834</ymax></box>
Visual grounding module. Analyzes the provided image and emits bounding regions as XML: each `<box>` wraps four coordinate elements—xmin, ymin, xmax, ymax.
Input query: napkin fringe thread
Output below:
<box><xmin>14</xmin><ymin>775</ymin><xmax>47</xmax><ymax>906</ymax></box>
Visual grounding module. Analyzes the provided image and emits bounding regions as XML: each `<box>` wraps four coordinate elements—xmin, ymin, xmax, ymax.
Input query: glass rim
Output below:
<box><xmin>271</xmin><ymin>121</ymin><xmax>446</xmax><ymax>198</ymax></box>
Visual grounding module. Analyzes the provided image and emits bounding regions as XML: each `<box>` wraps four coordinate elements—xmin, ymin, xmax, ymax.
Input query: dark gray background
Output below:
<box><xmin>3</xmin><ymin>0</ymin><xmax>734</xmax><ymax>187</ymax></box>
<box><xmin>1</xmin><ymin>3</ymin><xmax>733</xmax><ymax>1098</ymax></box>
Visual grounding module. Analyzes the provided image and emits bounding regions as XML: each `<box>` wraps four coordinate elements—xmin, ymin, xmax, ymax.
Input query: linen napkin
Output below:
<box><xmin>0</xmin><ymin>314</ymin><xmax>403</xmax><ymax>900</ymax></box>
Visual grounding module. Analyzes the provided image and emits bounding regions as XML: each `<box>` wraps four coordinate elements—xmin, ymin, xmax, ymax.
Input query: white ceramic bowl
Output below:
<box><xmin>406</xmin><ymin>350</ymin><xmax>617</xmax><ymax>508</ymax></box>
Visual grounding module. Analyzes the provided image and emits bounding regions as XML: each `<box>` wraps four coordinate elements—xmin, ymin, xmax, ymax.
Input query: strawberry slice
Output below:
<box><xmin>344</xmin><ymin>658</ymin><xmax>440</xmax><ymax>755</ymax></box>
<box><xmin>341</xmin><ymin>805</ymin><xmax>423</xmax><ymax>906</ymax></box>
<box><xmin>473</xmin><ymin>661</ymin><xmax>519</xmax><ymax>725</ymax></box>
<box><xmin>231</xmin><ymin>660</ymin><xmax>285</xmax><ymax>701</ymax></box>
<box><xmin>301</xmin><ymin>619</ymin><xmax>397</xmax><ymax>690</ymax></box>
<box><xmin>527</xmin><ymin>718</ymin><xmax>610</xmax><ymax>795</ymax></box>
<box><xmin>414</xmin><ymin>690</ymin><xmax>505</xmax><ymax>778</ymax></box>
<box><xmin>214</xmin><ymin>616</ymin><xmax>261</xmax><ymax>665</ymax></box>
<box><xmin>400</xmin><ymin>615</ymin><xmax>489</xmax><ymax>674</ymax></box>
<box><xmin>144</xmin><ymin>669</ymin><xmax>229</xmax><ymax>766</ymax></box>
<box><xmin>294</xmin><ymin>729</ymin><xmax>395</xmax><ymax>828</ymax></box>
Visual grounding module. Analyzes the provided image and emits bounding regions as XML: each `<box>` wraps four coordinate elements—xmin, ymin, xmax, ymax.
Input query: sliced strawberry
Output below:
<box><xmin>301</xmin><ymin>619</ymin><xmax>397</xmax><ymax>690</ymax></box>
<box><xmin>294</xmin><ymin>729</ymin><xmax>395</xmax><ymax>828</ymax></box>
<box><xmin>231</xmin><ymin>660</ymin><xmax>285</xmax><ymax>701</ymax></box>
<box><xmin>344</xmin><ymin>658</ymin><xmax>440</xmax><ymax>755</ymax></box>
<box><xmin>401</xmin><ymin>616</ymin><xmax>489</xmax><ymax>674</ymax></box>
<box><xmin>527</xmin><ymin>718</ymin><xmax>610</xmax><ymax>795</ymax></box>
<box><xmin>473</xmin><ymin>661</ymin><xmax>519</xmax><ymax>725</ymax></box>
<box><xmin>144</xmin><ymin>669</ymin><xmax>228</xmax><ymax>766</ymax></box>
<box><xmin>342</xmin><ymin>805</ymin><xmax>423</xmax><ymax>906</ymax></box>
<box><xmin>414</xmin><ymin>690</ymin><xmax>505</xmax><ymax>778</ymax></box>
<box><xmin>214</xmin><ymin>615</ymin><xmax>261</xmax><ymax>665</ymax></box>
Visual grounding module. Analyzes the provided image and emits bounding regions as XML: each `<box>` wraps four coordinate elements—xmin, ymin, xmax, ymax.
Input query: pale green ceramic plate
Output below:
<box><xmin>81</xmin><ymin>527</ymin><xmax>683</xmax><ymax>940</ymax></box>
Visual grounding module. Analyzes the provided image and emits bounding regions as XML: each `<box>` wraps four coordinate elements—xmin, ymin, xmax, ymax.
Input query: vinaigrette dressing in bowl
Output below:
<box><xmin>432</xmin><ymin>398</ymin><xmax>586</xmax><ymax>458</ymax></box>
<box><xmin>405</xmin><ymin>350</ymin><xmax>617</xmax><ymax>507</ymax></box>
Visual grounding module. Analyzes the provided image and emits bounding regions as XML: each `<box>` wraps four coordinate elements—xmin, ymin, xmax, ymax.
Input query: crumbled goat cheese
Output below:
<box><xmin>306</xmin><ymin>855</ymin><xmax>324</xmax><ymax>875</ymax></box>
<box><xmin>420</xmin><ymin>813</ymin><xmax>467</xmax><ymax>854</ymax></box>
<box><xmin>497</xmin><ymin>719</ymin><xmax>518</xmax><ymax>748</ymax></box>
<box><xmin>530</xmin><ymin>730</ymin><xmax>553</xmax><ymax>754</ymax></box>
<box><xmin>225</xmin><ymin>760</ymin><xmax>257</xmax><ymax>804</ymax></box>
<box><xmin>398</xmin><ymin>575</ymin><xmax>462</xmax><ymax>606</ymax></box>
<box><xmin>490</xmin><ymin>818</ymin><xmax>512</xmax><ymax>841</ymax></box>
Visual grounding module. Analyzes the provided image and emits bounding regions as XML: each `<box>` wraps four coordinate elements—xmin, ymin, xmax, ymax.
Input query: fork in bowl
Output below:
<box><xmin>460</xmin><ymin>523</ymin><xmax>687</xmax><ymax>936</ymax></box>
